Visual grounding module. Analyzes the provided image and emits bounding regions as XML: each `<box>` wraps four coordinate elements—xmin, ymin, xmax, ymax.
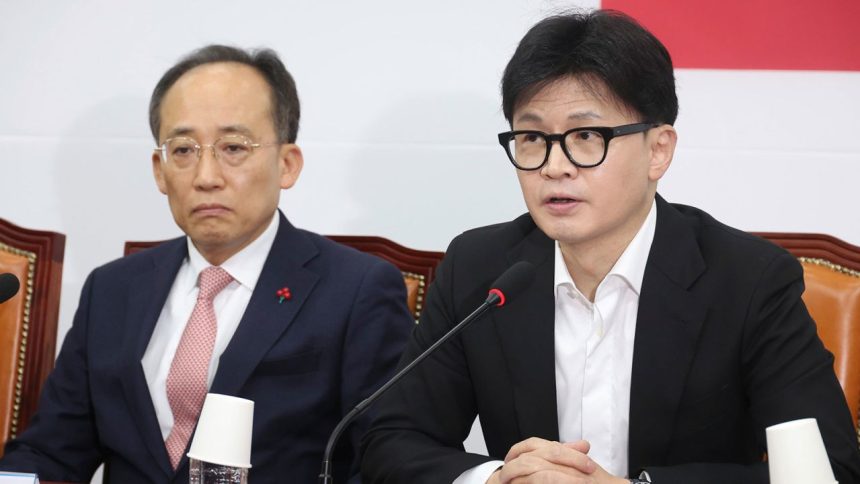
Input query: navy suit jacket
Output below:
<box><xmin>1</xmin><ymin>213</ymin><xmax>414</xmax><ymax>483</ymax></box>
<box><xmin>362</xmin><ymin>196</ymin><xmax>860</xmax><ymax>484</ymax></box>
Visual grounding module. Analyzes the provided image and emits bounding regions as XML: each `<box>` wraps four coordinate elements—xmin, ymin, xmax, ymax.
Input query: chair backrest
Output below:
<box><xmin>124</xmin><ymin>235</ymin><xmax>445</xmax><ymax>320</ymax></box>
<box><xmin>326</xmin><ymin>236</ymin><xmax>444</xmax><ymax>320</ymax></box>
<box><xmin>754</xmin><ymin>232</ymin><xmax>860</xmax><ymax>441</ymax></box>
<box><xmin>0</xmin><ymin>218</ymin><xmax>65</xmax><ymax>454</ymax></box>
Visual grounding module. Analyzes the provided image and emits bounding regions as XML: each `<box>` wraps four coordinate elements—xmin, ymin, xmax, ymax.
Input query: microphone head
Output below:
<box><xmin>0</xmin><ymin>273</ymin><xmax>21</xmax><ymax>304</ymax></box>
<box><xmin>486</xmin><ymin>261</ymin><xmax>536</xmax><ymax>307</ymax></box>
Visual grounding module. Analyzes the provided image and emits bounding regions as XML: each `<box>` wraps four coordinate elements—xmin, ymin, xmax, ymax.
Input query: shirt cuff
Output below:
<box><xmin>452</xmin><ymin>460</ymin><xmax>505</xmax><ymax>484</ymax></box>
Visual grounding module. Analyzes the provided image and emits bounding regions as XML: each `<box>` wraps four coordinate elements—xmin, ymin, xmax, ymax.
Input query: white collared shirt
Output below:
<box><xmin>455</xmin><ymin>201</ymin><xmax>657</xmax><ymax>483</ymax></box>
<box><xmin>553</xmin><ymin>200</ymin><xmax>656</xmax><ymax>476</ymax></box>
<box><xmin>142</xmin><ymin>211</ymin><xmax>280</xmax><ymax>440</ymax></box>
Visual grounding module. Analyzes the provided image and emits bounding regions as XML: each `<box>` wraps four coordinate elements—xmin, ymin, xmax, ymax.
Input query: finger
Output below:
<box><xmin>531</xmin><ymin>442</ymin><xmax>595</xmax><ymax>474</ymax></box>
<box><xmin>500</xmin><ymin>451</ymin><xmax>595</xmax><ymax>482</ymax></box>
<box><xmin>563</xmin><ymin>439</ymin><xmax>591</xmax><ymax>454</ymax></box>
<box><xmin>505</xmin><ymin>437</ymin><xmax>555</xmax><ymax>462</ymax></box>
<box><xmin>502</xmin><ymin>460</ymin><xmax>594</xmax><ymax>484</ymax></box>
<box><xmin>510</xmin><ymin>471</ymin><xmax>584</xmax><ymax>484</ymax></box>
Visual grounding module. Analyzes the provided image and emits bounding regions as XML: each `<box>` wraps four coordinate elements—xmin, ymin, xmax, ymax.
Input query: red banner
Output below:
<box><xmin>602</xmin><ymin>0</ymin><xmax>860</xmax><ymax>71</ymax></box>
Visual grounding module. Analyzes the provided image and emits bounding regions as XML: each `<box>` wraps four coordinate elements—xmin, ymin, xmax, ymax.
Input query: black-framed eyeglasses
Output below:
<box><xmin>154</xmin><ymin>134</ymin><xmax>281</xmax><ymax>170</ymax></box>
<box><xmin>497</xmin><ymin>122</ymin><xmax>660</xmax><ymax>170</ymax></box>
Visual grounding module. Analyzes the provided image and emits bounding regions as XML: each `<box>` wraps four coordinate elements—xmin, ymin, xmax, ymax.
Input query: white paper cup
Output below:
<box><xmin>766</xmin><ymin>418</ymin><xmax>837</xmax><ymax>484</ymax></box>
<box><xmin>187</xmin><ymin>393</ymin><xmax>255</xmax><ymax>468</ymax></box>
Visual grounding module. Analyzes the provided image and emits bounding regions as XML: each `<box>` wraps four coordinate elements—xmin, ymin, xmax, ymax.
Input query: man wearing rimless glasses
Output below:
<box><xmin>0</xmin><ymin>45</ymin><xmax>413</xmax><ymax>483</ymax></box>
<box><xmin>362</xmin><ymin>9</ymin><xmax>860</xmax><ymax>484</ymax></box>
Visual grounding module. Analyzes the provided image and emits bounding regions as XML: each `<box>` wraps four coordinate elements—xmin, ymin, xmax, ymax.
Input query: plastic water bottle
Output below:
<box><xmin>189</xmin><ymin>458</ymin><xmax>248</xmax><ymax>484</ymax></box>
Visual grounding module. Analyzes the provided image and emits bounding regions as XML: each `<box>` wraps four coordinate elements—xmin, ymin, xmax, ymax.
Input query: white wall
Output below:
<box><xmin>2</xmin><ymin>0</ymin><xmax>859</xmax><ymax>468</ymax></box>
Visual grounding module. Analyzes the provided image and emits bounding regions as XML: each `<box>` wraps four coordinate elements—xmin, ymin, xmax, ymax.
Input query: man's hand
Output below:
<box><xmin>486</xmin><ymin>437</ymin><xmax>628</xmax><ymax>484</ymax></box>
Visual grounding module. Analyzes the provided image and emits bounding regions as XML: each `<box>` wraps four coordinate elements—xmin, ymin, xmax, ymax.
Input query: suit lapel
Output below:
<box><xmin>492</xmin><ymin>224</ymin><xmax>559</xmax><ymax>441</ymax></box>
<box><xmin>210</xmin><ymin>214</ymin><xmax>320</xmax><ymax>396</ymax></box>
<box><xmin>627</xmin><ymin>196</ymin><xmax>708</xmax><ymax>473</ymax></box>
<box><xmin>119</xmin><ymin>238</ymin><xmax>187</xmax><ymax>479</ymax></box>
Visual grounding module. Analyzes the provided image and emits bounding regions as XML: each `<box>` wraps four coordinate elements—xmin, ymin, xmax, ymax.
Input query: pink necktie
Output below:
<box><xmin>164</xmin><ymin>266</ymin><xmax>233</xmax><ymax>469</ymax></box>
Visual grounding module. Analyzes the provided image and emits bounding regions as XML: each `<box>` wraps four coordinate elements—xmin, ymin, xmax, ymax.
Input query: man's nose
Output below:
<box><xmin>193</xmin><ymin>146</ymin><xmax>226</xmax><ymax>188</ymax></box>
<box><xmin>541</xmin><ymin>141</ymin><xmax>577</xmax><ymax>178</ymax></box>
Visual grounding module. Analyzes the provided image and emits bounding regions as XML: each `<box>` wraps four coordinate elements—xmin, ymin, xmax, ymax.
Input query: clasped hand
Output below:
<box><xmin>487</xmin><ymin>437</ymin><xmax>628</xmax><ymax>484</ymax></box>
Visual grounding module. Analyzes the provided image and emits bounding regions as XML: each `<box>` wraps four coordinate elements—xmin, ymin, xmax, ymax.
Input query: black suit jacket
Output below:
<box><xmin>1</xmin><ymin>212</ymin><xmax>414</xmax><ymax>483</ymax></box>
<box><xmin>361</xmin><ymin>196</ymin><xmax>860</xmax><ymax>484</ymax></box>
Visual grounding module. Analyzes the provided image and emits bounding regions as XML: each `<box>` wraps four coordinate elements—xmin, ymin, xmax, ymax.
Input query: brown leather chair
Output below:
<box><xmin>124</xmin><ymin>235</ymin><xmax>444</xmax><ymax>321</ymax></box>
<box><xmin>754</xmin><ymin>232</ymin><xmax>860</xmax><ymax>443</ymax></box>
<box><xmin>326</xmin><ymin>235</ymin><xmax>444</xmax><ymax>320</ymax></box>
<box><xmin>0</xmin><ymin>218</ymin><xmax>65</xmax><ymax>455</ymax></box>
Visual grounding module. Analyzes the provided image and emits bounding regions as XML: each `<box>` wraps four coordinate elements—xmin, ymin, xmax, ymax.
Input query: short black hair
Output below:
<box><xmin>149</xmin><ymin>44</ymin><xmax>300</xmax><ymax>143</ymax></box>
<box><xmin>501</xmin><ymin>10</ymin><xmax>678</xmax><ymax>126</ymax></box>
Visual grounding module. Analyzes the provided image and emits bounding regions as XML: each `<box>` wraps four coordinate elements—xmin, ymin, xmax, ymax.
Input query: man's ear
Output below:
<box><xmin>279</xmin><ymin>143</ymin><xmax>304</xmax><ymax>189</ymax></box>
<box><xmin>152</xmin><ymin>150</ymin><xmax>168</xmax><ymax>194</ymax></box>
<box><xmin>648</xmin><ymin>124</ymin><xmax>677</xmax><ymax>182</ymax></box>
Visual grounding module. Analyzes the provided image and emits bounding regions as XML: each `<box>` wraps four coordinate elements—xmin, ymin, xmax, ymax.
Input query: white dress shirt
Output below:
<box><xmin>142</xmin><ymin>211</ymin><xmax>279</xmax><ymax>440</ymax></box>
<box><xmin>455</xmin><ymin>201</ymin><xmax>656</xmax><ymax>483</ymax></box>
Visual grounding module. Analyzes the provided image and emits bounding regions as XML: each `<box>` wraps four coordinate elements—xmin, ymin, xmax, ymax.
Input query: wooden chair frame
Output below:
<box><xmin>0</xmin><ymin>218</ymin><xmax>65</xmax><ymax>449</ymax></box>
<box><xmin>754</xmin><ymin>231</ymin><xmax>860</xmax><ymax>444</ymax></box>
<box><xmin>326</xmin><ymin>235</ymin><xmax>444</xmax><ymax>319</ymax></box>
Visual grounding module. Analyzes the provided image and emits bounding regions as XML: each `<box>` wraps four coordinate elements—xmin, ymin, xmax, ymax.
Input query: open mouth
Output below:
<box><xmin>543</xmin><ymin>196</ymin><xmax>582</xmax><ymax>214</ymax></box>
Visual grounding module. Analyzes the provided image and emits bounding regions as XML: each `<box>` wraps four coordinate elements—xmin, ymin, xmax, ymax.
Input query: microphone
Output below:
<box><xmin>0</xmin><ymin>273</ymin><xmax>21</xmax><ymax>304</ymax></box>
<box><xmin>486</xmin><ymin>260</ymin><xmax>538</xmax><ymax>307</ymax></box>
<box><xmin>318</xmin><ymin>261</ymin><xmax>536</xmax><ymax>483</ymax></box>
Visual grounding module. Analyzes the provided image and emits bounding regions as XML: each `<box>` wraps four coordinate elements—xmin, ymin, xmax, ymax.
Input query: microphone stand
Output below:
<box><xmin>318</xmin><ymin>294</ymin><xmax>500</xmax><ymax>483</ymax></box>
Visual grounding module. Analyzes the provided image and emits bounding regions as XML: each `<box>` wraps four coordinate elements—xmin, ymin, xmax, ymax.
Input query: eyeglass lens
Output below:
<box><xmin>507</xmin><ymin>130</ymin><xmax>606</xmax><ymax>169</ymax></box>
<box><xmin>163</xmin><ymin>135</ymin><xmax>255</xmax><ymax>168</ymax></box>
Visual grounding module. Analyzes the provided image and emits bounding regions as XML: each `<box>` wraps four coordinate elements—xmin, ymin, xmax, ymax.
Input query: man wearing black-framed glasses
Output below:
<box><xmin>0</xmin><ymin>45</ymin><xmax>413</xmax><ymax>484</ymax></box>
<box><xmin>362</xmin><ymin>9</ymin><xmax>860</xmax><ymax>484</ymax></box>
